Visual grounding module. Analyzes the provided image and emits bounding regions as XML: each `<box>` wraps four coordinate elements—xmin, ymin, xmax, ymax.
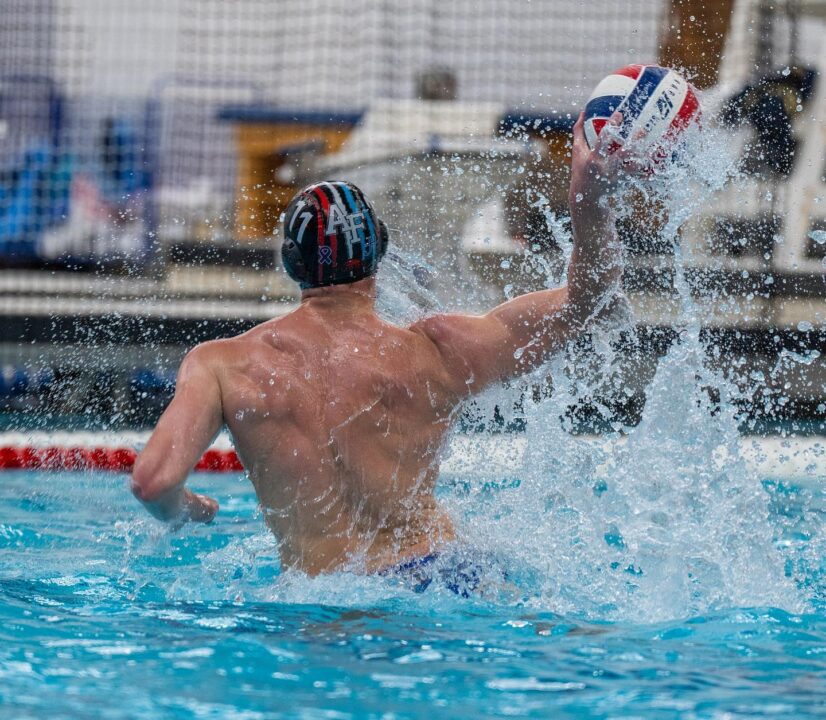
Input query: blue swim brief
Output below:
<box><xmin>380</xmin><ymin>548</ymin><xmax>507</xmax><ymax>598</ymax></box>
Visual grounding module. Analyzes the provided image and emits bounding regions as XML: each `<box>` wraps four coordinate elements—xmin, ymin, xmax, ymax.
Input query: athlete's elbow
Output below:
<box><xmin>131</xmin><ymin>454</ymin><xmax>162</xmax><ymax>502</ymax></box>
<box><xmin>130</xmin><ymin>472</ymin><xmax>153</xmax><ymax>503</ymax></box>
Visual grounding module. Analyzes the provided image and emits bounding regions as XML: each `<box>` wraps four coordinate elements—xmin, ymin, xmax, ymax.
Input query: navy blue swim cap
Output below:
<box><xmin>281</xmin><ymin>180</ymin><xmax>388</xmax><ymax>290</ymax></box>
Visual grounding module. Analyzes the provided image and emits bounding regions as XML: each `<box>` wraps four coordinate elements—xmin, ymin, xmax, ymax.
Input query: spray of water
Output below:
<box><xmin>444</xmin><ymin>119</ymin><xmax>821</xmax><ymax>620</ymax></box>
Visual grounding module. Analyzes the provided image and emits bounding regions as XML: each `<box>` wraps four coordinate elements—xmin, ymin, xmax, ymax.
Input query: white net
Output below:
<box><xmin>0</xmin><ymin>0</ymin><xmax>667</xmax><ymax>272</ymax></box>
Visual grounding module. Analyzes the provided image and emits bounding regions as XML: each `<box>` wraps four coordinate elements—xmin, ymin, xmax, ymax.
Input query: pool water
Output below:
<box><xmin>1</xmin><ymin>466</ymin><xmax>824</xmax><ymax>719</ymax></box>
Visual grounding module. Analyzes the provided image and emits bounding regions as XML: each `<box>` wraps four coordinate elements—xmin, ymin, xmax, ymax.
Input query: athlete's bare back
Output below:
<box><xmin>210</xmin><ymin>292</ymin><xmax>465</xmax><ymax>574</ymax></box>
<box><xmin>131</xmin><ymin>112</ymin><xmax>637</xmax><ymax>576</ymax></box>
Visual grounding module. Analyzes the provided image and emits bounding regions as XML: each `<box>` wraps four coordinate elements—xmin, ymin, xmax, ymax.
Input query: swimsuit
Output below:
<box><xmin>380</xmin><ymin>548</ymin><xmax>507</xmax><ymax>598</ymax></box>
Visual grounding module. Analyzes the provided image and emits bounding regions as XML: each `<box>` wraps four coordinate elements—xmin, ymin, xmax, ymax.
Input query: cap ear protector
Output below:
<box><xmin>377</xmin><ymin>217</ymin><xmax>389</xmax><ymax>260</ymax></box>
<box><xmin>280</xmin><ymin>234</ymin><xmax>307</xmax><ymax>285</ymax></box>
<box><xmin>280</xmin><ymin>181</ymin><xmax>389</xmax><ymax>289</ymax></box>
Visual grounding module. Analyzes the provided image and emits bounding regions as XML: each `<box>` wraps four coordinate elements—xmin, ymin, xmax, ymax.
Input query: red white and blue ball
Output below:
<box><xmin>583</xmin><ymin>64</ymin><xmax>701</xmax><ymax>158</ymax></box>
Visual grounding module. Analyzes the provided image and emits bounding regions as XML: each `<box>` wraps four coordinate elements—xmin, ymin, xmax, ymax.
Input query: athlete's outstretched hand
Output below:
<box><xmin>569</xmin><ymin>111</ymin><xmax>643</xmax><ymax>209</ymax></box>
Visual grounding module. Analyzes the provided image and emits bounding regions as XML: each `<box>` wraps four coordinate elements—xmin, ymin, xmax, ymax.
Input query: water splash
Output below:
<box><xmin>440</xmin><ymin>120</ymin><xmax>821</xmax><ymax>620</ymax></box>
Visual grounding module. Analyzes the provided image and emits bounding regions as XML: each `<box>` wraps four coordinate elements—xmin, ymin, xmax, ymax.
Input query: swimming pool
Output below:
<box><xmin>1</xmin><ymin>457</ymin><xmax>824</xmax><ymax>719</ymax></box>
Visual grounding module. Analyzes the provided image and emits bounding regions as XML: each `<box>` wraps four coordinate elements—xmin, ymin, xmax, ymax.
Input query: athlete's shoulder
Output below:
<box><xmin>407</xmin><ymin>313</ymin><xmax>484</xmax><ymax>375</ymax></box>
<box><xmin>408</xmin><ymin>313</ymin><xmax>448</xmax><ymax>341</ymax></box>
<box><xmin>182</xmin><ymin>335</ymin><xmax>260</xmax><ymax>376</ymax></box>
<box><xmin>409</xmin><ymin>312</ymin><xmax>490</xmax><ymax>347</ymax></box>
<box><xmin>177</xmin><ymin>339</ymin><xmax>222</xmax><ymax>374</ymax></box>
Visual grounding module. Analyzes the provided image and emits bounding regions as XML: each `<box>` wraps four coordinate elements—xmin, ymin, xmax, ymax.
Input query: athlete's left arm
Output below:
<box><xmin>130</xmin><ymin>344</ymin><xmax>222</xmax><ymax>523</ymax></box>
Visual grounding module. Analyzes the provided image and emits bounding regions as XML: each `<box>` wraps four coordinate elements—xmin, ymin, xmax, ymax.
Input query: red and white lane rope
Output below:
<box><xmin>0</xmin><ymin>431</ymin><xmax>241</xmax><ymax>472</ymax></box>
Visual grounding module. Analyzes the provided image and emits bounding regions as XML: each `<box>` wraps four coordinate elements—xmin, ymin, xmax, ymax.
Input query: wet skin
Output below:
<box><xmin>131</xmin><ymin>111</ymin><xmax>636</xmax><ymax>575</ymax></box>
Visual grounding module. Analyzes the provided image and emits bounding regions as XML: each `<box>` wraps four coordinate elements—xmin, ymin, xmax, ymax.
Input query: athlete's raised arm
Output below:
<box><xmin>413</xmin><ymin>111</ymin><xmax>632</xmax><ymax>394</ymax></box>
<box><xmin>130</xmin><ymin>343</ymin><xmax>222</xmax><ymax>523</ymax></box>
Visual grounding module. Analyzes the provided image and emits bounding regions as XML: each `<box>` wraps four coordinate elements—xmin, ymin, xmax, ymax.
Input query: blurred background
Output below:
<box><xmin>0</xmin><ymin>0</ymin><xmax>824</xmax><ymax>432</ymax></box>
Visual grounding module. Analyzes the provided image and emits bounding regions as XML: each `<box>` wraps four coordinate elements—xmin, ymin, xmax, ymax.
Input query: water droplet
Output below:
<box><xmin>500</xmin><ymin>259</ymin><xmax>511</xmax><ymax>269</ymax></box>
<box><xmin>781</xmin><ymin>66</ymin><xmax>791</xmax><ymax>76</ymax></box>
<box><xmin>797</xmin><ymin>321</ymin><xmax>814</xmax><ymax>332</ymax></box>
<box><xmin>808</xmin><ymin>230</ymin><xmax>826</xmax><ymax>245</ymax></box>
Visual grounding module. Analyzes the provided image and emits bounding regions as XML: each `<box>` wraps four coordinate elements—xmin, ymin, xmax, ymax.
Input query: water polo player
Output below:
<box><xmin>131</xmin><ymin>112</ymin><xmax>638</xmax><ymax>594</ymax></box>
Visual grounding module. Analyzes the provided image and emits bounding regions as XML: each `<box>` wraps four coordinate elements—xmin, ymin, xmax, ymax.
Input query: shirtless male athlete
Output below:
<box><xmin>131</xmin><ymin>112</ymin><xmax>632</xmax><ymax>586</ymax></box>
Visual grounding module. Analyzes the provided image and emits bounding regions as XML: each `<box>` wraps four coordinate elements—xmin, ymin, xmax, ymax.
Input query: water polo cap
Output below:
<box><xmin>281</xmin><ymin>180</ymin><xmax>389</xmax><ymax>290</ymax></box>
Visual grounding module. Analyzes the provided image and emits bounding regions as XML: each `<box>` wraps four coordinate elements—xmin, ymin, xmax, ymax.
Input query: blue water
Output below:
<box><xmin>1</xmin><ymin>466</ymin><xmax>824</xmax><ymax>719</ymax></box>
